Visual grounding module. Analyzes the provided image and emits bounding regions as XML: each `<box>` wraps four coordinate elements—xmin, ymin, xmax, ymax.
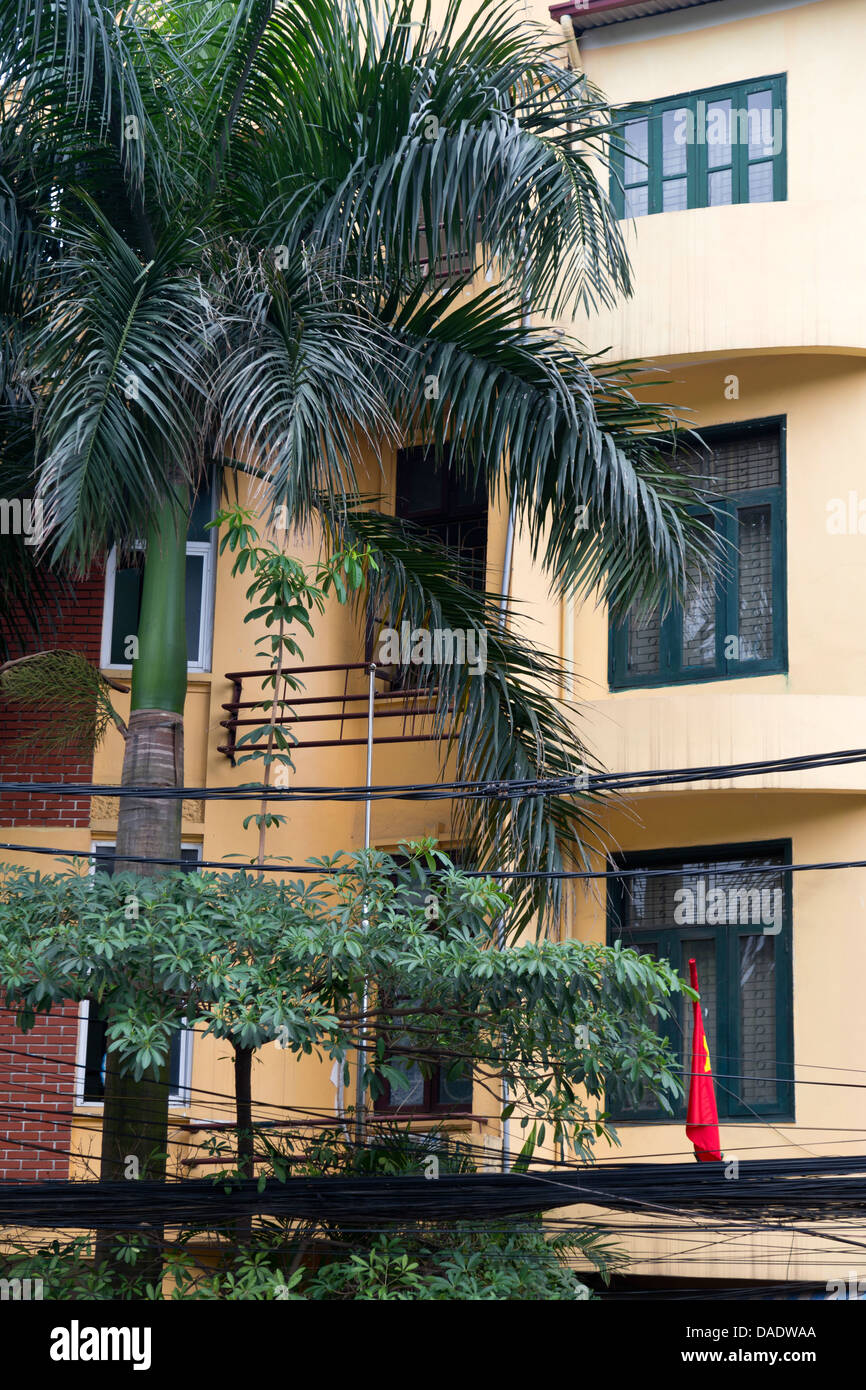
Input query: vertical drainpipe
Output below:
<box><xmin>560</xmin><ymin>9</ymin><xmax>581</xmax><ymax>1168</ymax></box>
<box><xmin>497</xmin><ymin>513</ymin><xmax>515</xmax><ymax>1173</ymax></box>
<box><xmin>560</xmin><ymin>14</ymin><xmax>583</xmax><ymax>73</ymax></box>
<box><xmin>495</xmin><ymin>262</ymin><xmax>525</xmax><ymax>1168</ymax></box>
<box><xmin>354</xmin><ymin>662</ymin><xmax>377</xmax><ymax>1148</ymax></box>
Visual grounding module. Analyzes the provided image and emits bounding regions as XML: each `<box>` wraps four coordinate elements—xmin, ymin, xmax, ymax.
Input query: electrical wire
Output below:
<box><xmin>2</xmin><ymin>743</ymin><xmax>866</xmax><ymax>803</ymax></box>
<box><xmin>5</xmin><ymin>840</ymin><xmax>866</xmax><ymax>884</ymax></box>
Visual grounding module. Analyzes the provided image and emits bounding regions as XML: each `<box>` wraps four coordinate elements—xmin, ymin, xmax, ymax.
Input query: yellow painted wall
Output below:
<box><xmin>10</xmin><ymin>0</ymin><xmax>866</xmax><ymax>1285</ymax></box>
<box><xmin>57</xmin><ymin>453</ymin><xmax>508</xmax><ymax>1173</ymax></box>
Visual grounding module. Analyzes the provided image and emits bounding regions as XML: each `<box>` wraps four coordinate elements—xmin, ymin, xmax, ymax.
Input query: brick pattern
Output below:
<box><xmin>0</xmin><ymin>575</ymin><xmax>104</xmax><ymax>1178</ymax></box>
<box><xmin>0</xmin><ymin>573</ymin><xmax>105</xmax><ymax>827</ymax></box>
<box><xmin>0</xmin><ymin>1003</ymin><xmax>80</xmax><ymax>1180</ymax></box>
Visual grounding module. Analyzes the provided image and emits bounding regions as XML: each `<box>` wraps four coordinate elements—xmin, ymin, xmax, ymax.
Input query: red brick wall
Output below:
<box><xmin>0</xmin><ymin>573</ymin><xmax>104</xmax><ymax>827</ymax></box>
<box><xmin>0</xmin><ymin>1003</ymin><xmax>79</xmax><ymax>1180</ymax></box>
<box><xmin>0</xmin><ymin>576</ymin><xmax>105</xmax><ymax>1178</ymax></box>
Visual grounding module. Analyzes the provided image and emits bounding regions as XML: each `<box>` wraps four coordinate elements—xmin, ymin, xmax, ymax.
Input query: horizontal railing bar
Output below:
<box><xmin>221</xmin><ymin>688</ymin><xmax>439</xmax><ymax>712</ymax></box>
<box><xmin>221</xmin><ymin>706</ymin><xmax>441</xmax><ymax>728</ymax></box>
<box><xmin>224</xmin><ymin>663</ymin><xmax>377</xmax><ymax>679</ymax></box>
<box><xmin>218</xmin><ymin>733</ymin><xmax>448</xmax><ymax>752</ymax></box>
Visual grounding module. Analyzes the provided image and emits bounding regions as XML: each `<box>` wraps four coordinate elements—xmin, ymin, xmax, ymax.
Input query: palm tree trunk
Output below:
<box><xmin>234</xmin><ymin>1045</ymin><xmax>254</xmax><ymax>1180</ymax></box>
<box><xmin>95</xmin><ymin>479</ymin><xmax>189</xmax><ymax>1293</ymax></box>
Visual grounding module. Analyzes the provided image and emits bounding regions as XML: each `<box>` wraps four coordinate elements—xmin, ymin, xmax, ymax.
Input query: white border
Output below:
<box><xmin>75</xmin><ymin>843</ymin><xmax>201</xmax><ymax>1108</ymax></box>
<box><xmin>99</xmin><ymin>491</ymin><xmax>217</xmax><ymax>674</ymax></box>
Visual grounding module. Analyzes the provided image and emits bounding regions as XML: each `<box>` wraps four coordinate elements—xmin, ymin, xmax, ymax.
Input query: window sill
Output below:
<box><xmin>373</xmin><ymin>1113</ymin><xmax>481</xmax><ymax>1129</ymax></box>
<box><xmin>609</xmin><ymin>665</ymin><xmax>787</xmax><ymax>694</ymax></box>
<box><xmin>611</xmin><ymin>1115</ymin><xmax>795</xmax><ymax>1127</ymax></box>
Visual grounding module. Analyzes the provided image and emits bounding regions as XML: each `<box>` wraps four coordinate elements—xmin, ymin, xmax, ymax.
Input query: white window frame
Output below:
<box><xmin>75</xmin><ymin>842</ymin><xmax>201</xmax><ymax>1108</ymax></box>
<box><xmin>99</xmin><ymin>533</ymin><xmax>216</xmax><ymax>673</ymax></box>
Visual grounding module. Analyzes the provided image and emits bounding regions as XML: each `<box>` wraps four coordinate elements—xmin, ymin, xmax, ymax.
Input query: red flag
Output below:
<box><xmin>685</xmin><ymin>958</ymin><xmax>722</xmax><ymax>1162</ymax></box>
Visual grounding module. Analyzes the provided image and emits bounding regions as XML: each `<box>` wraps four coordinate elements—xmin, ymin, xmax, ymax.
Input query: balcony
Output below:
<box><xmin>219</xmin><ymin>663</ymin><xmax>452</xmax><ymax>764</ymax></box>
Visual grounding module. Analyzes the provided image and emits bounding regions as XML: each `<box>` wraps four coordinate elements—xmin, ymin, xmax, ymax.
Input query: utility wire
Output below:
<box><xmin>4</xmin><ymin>840</ymin><xmax>866</xmax><ymax>883</ymax></box>
<box><xmin>2</xmin><ymin>744</ymin><xmax>866</xmax><ymax>802</ymax></box>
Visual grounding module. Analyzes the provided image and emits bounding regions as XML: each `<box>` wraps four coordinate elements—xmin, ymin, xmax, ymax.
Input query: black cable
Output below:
<box><xmin>4</xmin><ymin>1155</ymin><xmax>866</xmax><ymax>1227</ymax></box>
<box><xmin>5</xmin><ymin>839</ymin><xmax>866</xmax><ymax>883</ymax></box>
<box><xmin>2</xmin><ymin>744</ymin><xmax>866</xmax><ymax>802</ymax></box>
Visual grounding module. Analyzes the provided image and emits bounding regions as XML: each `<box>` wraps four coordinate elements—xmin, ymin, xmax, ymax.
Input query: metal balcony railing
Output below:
<box><xmin>218</xmin><ymin>663</ymin><xmax>452</xmax><ymax>764</ymax></box>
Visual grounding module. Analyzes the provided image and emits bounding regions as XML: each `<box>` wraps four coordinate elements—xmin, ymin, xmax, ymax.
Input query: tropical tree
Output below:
<box><xmin>0</xmin><ymin>847</ymin><xmax>690</xmax><ymax>1163</ymax></box>
<box><xmin>1</xmin><ymin>0</ymin><xmax>714</xmax><ymax>1193</ymax></box>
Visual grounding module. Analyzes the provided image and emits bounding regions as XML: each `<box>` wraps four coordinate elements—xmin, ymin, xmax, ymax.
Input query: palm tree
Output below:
<box><xmin>1</xmin><ymin>0</ymin><xmax>713</xmax><ymax>1210</ymax></box>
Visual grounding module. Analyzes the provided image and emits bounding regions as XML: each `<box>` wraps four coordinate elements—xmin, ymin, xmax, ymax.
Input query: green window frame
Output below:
<box><xmin>611</xmin><ymin>74</ymin><xmax>786</xmax><ymax>218</ymax></box>
<box><xmin>607</xmin><ymin>841</ymin><xmax>794</xmax><ymax>1123</ymax></box>
<box><xmin>609</xmin><ymin>417</ymin><xmax>787</xmax><ymax>690</ymax></box>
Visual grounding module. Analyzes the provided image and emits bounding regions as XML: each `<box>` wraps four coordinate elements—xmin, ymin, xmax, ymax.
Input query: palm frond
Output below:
<box><xmin>0</xmin><ymin>649</ymin><xmax>126</xmax><ymax>754</ymax></box>
<box><xmin>1</xmin><ymin>0</ymin><xmax>204</xmax><ymax>213</ymax></box>
<box><xmin>209</xmin><ymin>242</ymin><xmax>402</xmax><ymax>525</ymax></box>
<box><xmin>379</xmin><ymin>284</ymin><xmax>717</xmax><ymax>618</ymax></box>
<box><xmin>322</xmin><ymin>504</ymin><xmax>609</xmax><ymax>934</ymax></box>
<box><xmin>28</xmin><ymin>200</ymin><xmax>212</xmax><ymax>570</ymax></box>
<box><xmin>219</xmin><ymin>0</ymin><xmax>630</xmax><ymax>316</ymax></box>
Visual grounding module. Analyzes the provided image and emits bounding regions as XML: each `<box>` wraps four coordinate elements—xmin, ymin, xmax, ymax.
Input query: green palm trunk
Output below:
<box><xmin>96</xmin><ymin>480</ymin><xmax>189</xmax><ymax>1289</ymax></box>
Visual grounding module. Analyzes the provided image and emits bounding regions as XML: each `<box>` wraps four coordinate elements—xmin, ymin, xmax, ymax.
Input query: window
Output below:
<box><xmin>612</xmin><ymin>75</ymin><xmax>786</xmax><ymax>218</ymax></box>
<box><xmin>75</xmin><ymin>843</ymin><xmax>200</xmax><ymax>1107</ymax></box>
<box><xmin>100</xmin><ymin>478</ymin><xmax>216</xmax><ymax>671</ymax></box>
<box><xmin>395</xmin><ymin>445</ymin><xmax>488</xmax><ymax>591</ymax></box>
<box><xmin>609</xmin><ymin>419</ymin><xmax>786</xmax><ymax>688</ymax></box>
<box><xmin>367</xmin><ymin>445</ymin><xmax>489</xmax><ymax>679</ymax></box>
<box><xmin>607</xmin><ymin>842</ymin><xmax>794</xmax><ymax>1122</ymax></box>
<box><xmin>373</xmin><ymin>855</ymin><xmax>473</xmax><ymax>1116</ymax></box>
<box><xmin>76</xmin><ymin>999</ymin><xmax>193</xmax><ymax>1108</ymax></box>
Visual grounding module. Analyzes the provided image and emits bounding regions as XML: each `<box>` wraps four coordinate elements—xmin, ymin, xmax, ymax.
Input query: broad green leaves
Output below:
<box><xmin>0</xmin><ymin>848</ymin><xmax>688</xmax><ymax>1154</ymax></box>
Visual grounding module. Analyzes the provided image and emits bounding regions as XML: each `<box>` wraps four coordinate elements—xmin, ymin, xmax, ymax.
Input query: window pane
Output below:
<box><xmin>708</xmin><ymin>168</ymin><xmax>732</xmax><ymax>206</ymax></box>
<box><xmin>623</xmin><ymin>118</ymin><xmax>649</xmax><ymax>184</ymax></box>
<box><xmin>706</xmin><ymin>99</ymin><xmax>732</xmax><ymax>168</ymax></box>
<box><xmin>95</xmin><ymin>844</ymin><xmax>199</xmax><ymax>876</ymax></box>
<box><xmin>739</xmin><ymin>934</ymin><xmax>776</xmax><ymax>1105</ymax></box>
<box><xmin>385</xmin><ymin>1054</ymin><xmax>425</xmax><ymax>1110</ymax></box>
<box><xmin>396</xmin><ymin>447</ymin><xmax>444</xmax><ymax>516</ymax></box>
<box><xmin>663</xmin><ymin>178</ymin><xmax>688</xmax><ymax>212</ymax></box>
<box><xmin>627</xmin><ymin>608</ymin><xmax>660</xmax><ymax>676</ymax></box>
<box><xmin>438</xmin><ymin>1062</ymin><xmax>473</xmax><ymax>1108</ymax></box>
<box><xmin>619</xmin><ymin>855</ymin><xmax>781</xmax><ymax>936</ymax></box>
<box><xmin>609</xmin><ymin>852</ymin><xmax>787</xmax><ymax>1120</ymax></box>
<box><xmin>185</xmin><ymin>553</ymin><xmax>205</xmax><ymax>664</ymax></box>
<box><xmin>109</xmin><ymin>561</ymin><xmax>143</xmax><ymax>665</ymax></box>
<box><xmin>699</xmin><ymin>430</ymin><xmax>781</xmax><ymax>493</ymax></box>
<box><xmin>662</xmin><ymin>108</ymin><xmax>688</xmax><ymax>176</ymax></box>
<box><xmin>682</xmin><ymin>552</ymin><xmax>716</xmax><ymax>668</ymax></box>
<box><xmin>607</xmin><ymin>940</ymin><xmax>660</xmax><ymax>1113</ymax></box>
<box><xmin>188</xmin><ymin>474</ymin><xmax>214</xmax><ymax>542</ymax></box>
<box><xmin>109</xmin><ymin>546</ymin><xmax>209</xmax><ymax>667</ymax></box>
<box><xmin>738</xmin><ymin>505</ymin><xmax>773</xmax><ymax>661</ymax></box>
<box><xmin>624</xmin><ymin>184</ymin><xmax>649</xmax><ymax>218</ymax></box>
<box><xmin>83</xmin><ymin>1008</ymin><xmax>108</xmax><ymax>1101</ymax></box>
<box><xmin>747</xmin><ymin>90</ymin><xmax>774</xmax><ymax>159</ymax></box>
<box><xmin>83</xmin><ymin>1005</ymin><xmax>185</xmax><ymax>1102</ymax></box>
<box><xmin>682</xmin><ymin>938</ymin><xmax>718</xmax><ymax>1089</ymax></box>
<box><xmin>437</xmin><ymin>516</ymin><xmax>487</xmax><ymax>590</ymax></box>
<box><xmin>748</xmin><ymin>161</ymin><xmax>774</xmax><ymax>203</ymax></box>
<box><xmin>451</xmin><ymin>467</ymin><xmax>487</xmax><ymax>514</ymax></box>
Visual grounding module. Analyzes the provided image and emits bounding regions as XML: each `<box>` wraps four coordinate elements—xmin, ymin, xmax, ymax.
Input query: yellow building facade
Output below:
<box><xmin>2</xmin><ymin>0</ymin><xmax>863</xmax><ymax>1293</ymax></box>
